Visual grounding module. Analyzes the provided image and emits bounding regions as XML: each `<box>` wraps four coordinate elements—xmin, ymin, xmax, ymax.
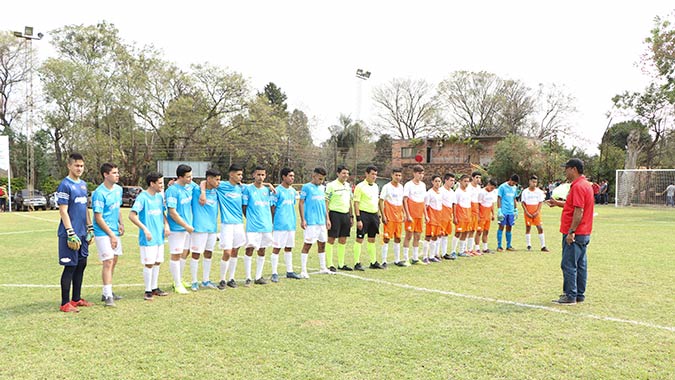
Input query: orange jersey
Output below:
<box><xmin>383</xmin><ymin>201</ymin><xmax>404</xmax><ymax>223</ymax></box>
<box><xmin>478</xmin><ymin>204</ymin><xmax>493</xmax><ymax>231</ymax></box>
<box><xmin>406</xmin><ymin>200</ymin><xmax>425</xmax><ymax>219</ymax></box>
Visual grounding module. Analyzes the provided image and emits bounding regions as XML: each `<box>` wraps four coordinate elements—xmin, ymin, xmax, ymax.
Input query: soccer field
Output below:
<box><xmin>1</xmin><ymin>206</ymin><xmax>674</xmax><ymax>379</ymax></box>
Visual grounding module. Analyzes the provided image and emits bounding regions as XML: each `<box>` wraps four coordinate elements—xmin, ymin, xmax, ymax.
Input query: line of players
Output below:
<box><xmin>56</xmin><ymin>152</ymin><xmax>550</xmax><ymax>311</ymax></box>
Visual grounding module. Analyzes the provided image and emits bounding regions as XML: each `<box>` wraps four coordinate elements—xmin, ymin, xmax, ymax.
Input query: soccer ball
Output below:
<box><xmin>552</xmin><ymin>183</ymin><xmax>571</xmax><ymax>200</ymax></box>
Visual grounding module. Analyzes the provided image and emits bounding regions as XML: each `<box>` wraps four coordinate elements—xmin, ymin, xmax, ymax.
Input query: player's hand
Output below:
<box><xmin>491</xmin><ymin>215</ymin><xmax>495</xmax><ymax>221</ymax></box>
<box><xmin>497</xmin><ymin>209</ymin><xmax>504</xmax><ymax>222</ymax></box>
<box><xmin>513</xmin><ymin>210</ymin><xmax>519</xmax><ymax>221</ymax></box>
<box><xmin>186</xmin><ymin>225</ymin><xmax>195</xmax><ymax>233</ymax></box>
<box><xmin>301</xmin><ymin>220</ymin><xmax>307</xmax><ymax>230</ymax></box>
<box><xmin>357</xmin><ymin>220</ymin><xmax>363</xmax><ymax>231</ymax></box>
<box><xmin>66</xmin><ymin>228</ymin><xmax>81</xmax><ymax>251</ymax></box>
<box><xmin>118</xmin><ymin>223</ymin><xmax>125</xmax><ymax>236</ymax></box>
<box><xmin>382</xmin><ymin>216</ymin><xmax>388</xmax><ymax>225</ymax></box>
<box><xmin>326</xmin><ymin>220</ymin><xmax>332</xmax><ymax>230</ymax></box>
<box><xmin>85</xmin><ymin>225</ymin><xmax>95</xmax><ymax>244</ymax></box>
<box><xmin>110</xmin><ymin>235</ymin><xmax>118</xmax><ymax>249</ymax></box>
<box><xmin>199</xmin><ymin>193</ymin><xmax>206</xmax><ymax>206</ymax></box>
<box><xmin>565</xmin><ymin>233</ymin><xmax>575</xmax><ymax>245</ymax></box>
<box><xmin>407</xmin><ymin>215</ymin><xmax>413</xmax><ymax>222</ymax></box>
<box><xmin>350</xmin><ymin>217</ymin><xmax>354</xmax><ymax>227</ymax></box>
<box><xmin>144</xmin><ymin>229</ymin><xmax>153</xmax><ymax>242</ymax></box>
<box><xmin>164</xmin><ymin>226</ymin><xmax>171</xmax><ymax>237</ymax></box>
<box><xmin>265</xmin><ymin>183</ymin><xmax>277</xmax><ymax>194</ymax></box>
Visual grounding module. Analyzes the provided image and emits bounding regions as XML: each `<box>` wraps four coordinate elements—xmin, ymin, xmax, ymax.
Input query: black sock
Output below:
<box><xmin>60</xmin><ymin>266</ymin><xmax>76</xmax><ymax>306</ymax></box>
<box><xmin>71</xmin><ymin>257</ymin><xmax>87</xmax><ymax>302</ymax></box>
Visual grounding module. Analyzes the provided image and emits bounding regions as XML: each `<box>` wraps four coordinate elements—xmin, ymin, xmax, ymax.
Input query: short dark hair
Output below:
<box><xmin>391</xmin><ymin>167</ymin><xmax>403</xmax><ymax>174</ymax></box>
<box><xmin>412</xmin><ymin>165</ymin><xmax>424</xmax><ymax>173</ymax></box>
<box><xmin>206</xmin><ymin>168</ymin><xmax>221</xmax><ymax>178</ymax></box>
<box><xmin>229</xmin><ymin>164</ymin><xmax>243</xmax><ymax>173</ymax></box>
<box><xmin>471</xmin><ymin>171</ymin><xmax>482</xmax><ymax>178</ymax></box>
<box><xmin>314</xmin><ymin>167</ymin><xmax>327</xmax><ymax>176</ymax></box>
<box><xmin>488</xmin><ymin>179</ymin><xmax>498</xmax><ymax>187</ymax></box>
<box><xmin>510</xmin><ymin>174</ymin><xmax>520</xmax><ymax>183</ymax></box>
<box><xmin>336</xmin><ymin>165</ymin><xmax>349</xmax><ymax>174</ymax></box>
<box><xmin>254</xmin><ymin>166</ymin><xmax>266</xmax><ymax>172</ymax></box>
<box><xmin>530</xmin><ymin>175</ymin><xmax>538</xmax><ymax>180</ymax></box>
<box><xmin>431</xmin><ymin>174</ymin><xmax>441</xmax><ymax>182</ymax></box>
<box><xmin>459</xmin><ymin>174</ymin><xmax>470</xmax><ymax>181</ymax></box>
<box><xmin>68</xmin><ymin>153</ymin><xmax>84</xmax><ymax>164</ymax></box>
<box><xmin>146</xmin><ymin>172</ymin><xmax>163</xmax><ymax>186</ymax></box>
<box><xmin>176</xmin><ymin>164</ymin><xmax>192</xmax><ymax>178</ymax></box>
<box><xmin>280</xmin><ymin>167</ymin><xmax>294</xmax><ymax>178</ymax></box>
<box><xmin>100</xmin><ymin>163</ymin><xmax>117</xmax><ymax>177</ymax></box>
<box><xmin>564</xmin><ymin>158</ymin><xmax>584</xmax><ymax>174</ymax></box>
<box><xmin>365</xmin><ymin>165</ymin><xmax>378</xmax><ymax>174</ymax></box>
<box><xmin>443</xmin><ymin>173</ymin><xmax>455</xmax><ymax>181</ymax></box>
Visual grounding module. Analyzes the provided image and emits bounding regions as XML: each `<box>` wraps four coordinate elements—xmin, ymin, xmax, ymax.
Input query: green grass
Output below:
<box><xmin>1</xmin><ymin>206</ymin><xmax>674</xmax><ymax>379</ymax></box>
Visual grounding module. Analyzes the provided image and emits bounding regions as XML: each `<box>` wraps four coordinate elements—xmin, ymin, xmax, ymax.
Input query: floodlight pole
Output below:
<box><xmin>13</xmin><ymin>26</ymin><xmax>43</xmax><ymax>193</ymax></box>
<box><xmin>355</xmin><ymin>69</ymin><xmax>370</xmax><ymax>174</ymax></box>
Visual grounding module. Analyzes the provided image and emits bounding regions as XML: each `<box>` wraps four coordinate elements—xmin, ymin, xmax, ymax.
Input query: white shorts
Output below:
<box><xmin>246</xmin><ymin>232</ymin><xmax>273</xmax><ymax>249</ymax></box>
<box><xmin>273</xmin><ymin>230</ymin><xmax>296</xmax><ymax>249</ymax></box>
<box><xmin>304</xmin><ymin>225</ymin><xmax>328</xmax><ymax>244</ymax></box>
<box><xmin>94</xmin><ymin>236</ymin><xmax>123</xmax><ymax>261</ymax></box>
<box><xmin>168</xmin><ymin>231</ymin><xmax>191</xmax><ymax>254</ymax></box>
<box><xmin>140</xmin><ymin>245</ymin><xmax>165</xmax><ymax>265</ymax></box>
<box><xmin>220</xmin><ymin>223</ymin><xmax>246</xmax><ymax>250</ymax></box>
<box><xmin>190</xmin><ymin>232</ymin><xmax>218</xmax><ymax>254</ymax></box>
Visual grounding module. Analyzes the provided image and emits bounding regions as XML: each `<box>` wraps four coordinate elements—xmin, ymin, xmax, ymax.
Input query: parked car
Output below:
<box><xmin>48</xmin><ymin>192</ymin><xmax>58</xmax><ymax>210</ymax></box>
<box><xmin>122</xmin><ymin>186</ymin><xmax>143</xmax><ymax>207</ymax></box>
<box><xmin>13</xmin><ymin>189</ymin><xmax>48</xmax><ymax>211</ymax></box>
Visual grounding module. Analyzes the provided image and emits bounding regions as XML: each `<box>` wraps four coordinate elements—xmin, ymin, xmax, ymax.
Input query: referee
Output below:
<box><xmin>325</xmin><ymin>165</ymin><xmax>354</xmax><ymax>271</ymax></box>
<box><xmin>353</xmin><ymin>166</ymin><xmax>384</xmax><ymax>269</ymax></box>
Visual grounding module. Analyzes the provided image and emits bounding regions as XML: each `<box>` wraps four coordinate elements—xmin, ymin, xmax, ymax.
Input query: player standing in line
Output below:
<box><xmin>497</xmin><ymin>174</ymin><xmax>520</xmax><ymax>252</ymax></box>
<box><xmin>242</xmin><ymin>166</ymin><xmax>275</xmax><ymax>286</ymax></box>
<box><xmin>189</xmin><ymin>168</ymin><xmax>221</xmax><ymax>290</ymax></box>
<box><xmin>298</xmin><ymin>167</ymin><xmax>333</xmax><ymax>277</ymax></box>
<box><xmin>271</xmin><ymin>168</ymin><xmax>302</xmax><ymax>282</ymax></box>
<box><xmin>165</xmin><ymin>164</ymin><xmax>195</xmax><ymax>294</ymax></box>
<box><xmin>56</xmin><ymin>153</ymin><xmax>95</xmax><ymax>312</ymax></box>
<box><xmin>521</xmin><ymin>175</ymin><xmax>549</xmax><ymax>252</ymax></box>
<box><xmin>467</xmin><ymin>171</ymin><xmax>483</xmax><ymax>256</ymax></box>
<box><xmin>403</xmin><ymin>165</ymin><xmax>427</xmax><ymax>265</ymax></box>
<box><xmin>205</xmin><ymin>164</ymin><xmax>246</xmax><ymax>290</ymax></box>
<box><xmin>423</xmin><ymin>175</ymin><xmax>444</xmax><ymax>263</ymax></box>
<box><xmin>353</xmin><ymin>165</ymin><xmax>384</xmax><ymax>269</ymax></box>
<box><xmin>325</xmin><ymin>165</ymin><xmax>354</xmax><ymax>271</ymax></box>
<box><xmin>476</xmin><ymin>179</ymin><xmax>498</xmax><ymax>253</ymax></box>
<box><xmin>379</xmin><ymin>168</ymin><xmax>406</xmax><ymax>267</ymax></box>
<box><xmin>453</xmin><ymin>174</ymin><xmax>473</xmax><ymax>258</ymax></box>
<box><xmin>129</xmin><ymin>172</ymin><xmax>170</xmax><ymax>301</ymax></box>
<box><xmin>439</xmin><ymin>173</ymin><xmax>457</xmax><ymax>260</ymax></box>
<box><xmin>92</xmin><ymin>163</ymin><xmax>124</xmax><ymax>307</ymax></box>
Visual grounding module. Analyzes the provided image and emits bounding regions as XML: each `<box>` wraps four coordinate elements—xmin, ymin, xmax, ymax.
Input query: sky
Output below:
<box><xmin>4</xmin><ymin>0</ymin><xmax>674</xmax><ymax>154</ymax></box>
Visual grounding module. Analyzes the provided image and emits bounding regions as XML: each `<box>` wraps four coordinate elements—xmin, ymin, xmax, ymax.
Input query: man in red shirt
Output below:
<box><xmin>545</xmin><ymin>158</ymin><xmax>594</xmax><ymax>305</ymax></box>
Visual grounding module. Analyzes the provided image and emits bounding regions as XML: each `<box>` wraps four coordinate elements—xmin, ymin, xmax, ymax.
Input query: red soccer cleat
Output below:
<box><xmin>70</xmin><ymin>299</ymin><xmax>93</xmax><ymax>307</ymax></box>
<box><xmin>60</xmin><ymin>303</ymin><xmax>80</xmax><ymax>313</ymax></box>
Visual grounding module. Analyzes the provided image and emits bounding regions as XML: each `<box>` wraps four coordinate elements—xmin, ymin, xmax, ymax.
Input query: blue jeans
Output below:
<box><xmin>561</xmin><ymin>234</ymin><xmax>590</xmax><ymax>299</ymax></box>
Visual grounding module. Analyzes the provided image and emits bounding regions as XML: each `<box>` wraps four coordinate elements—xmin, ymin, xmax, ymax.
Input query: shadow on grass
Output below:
<box><xmin>0</xmin><ymin>300</ymin><xmax>62</xmax><ymax>317</ymax></box>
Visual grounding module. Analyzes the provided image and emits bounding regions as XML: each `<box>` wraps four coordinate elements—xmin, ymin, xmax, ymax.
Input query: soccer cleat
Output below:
<box><xmin>541</xmin><ymin>247</ymin><xmax>550</xmax><ymax>253</ymax></box>
<box><xmin>369</xmin><ymin>262</ymin><xmax>384</xmax><ymax>269</ymax></box>
<box><xmin>457</xmin><ymin>252</ymin><xmax>470</xmax><ymax>257</ymax></box>
<box><xmin>527</xmin><ymin>245</ymin><xmax>532</xmax><ymax>251</ymax></box>
<box><xmin>254</xmin><ymin>277</ymin><xmax>268</xmax><ymax>285</ymax></box>
<box><xmin>190</xmin><ymin>282</ymin><xmax>200</xmax><ymax>291</ymax></box>
<box><xmin>101</xmin><ymin>293</ymin><xmax>123</xmax><ymax>302</ymax></box>
<box><xmin>496</xmin><ymin>247</ymin><xmax>504</xmax><ymax>252</ymax></box>
<box><xmin>217</xmin><ymin>280</ymin><xmax>228</xmax><ymax>290</ymax></box>
<box><xmin>300</xmin><ymin>272</ymin><xmax>310</xmax><ymax>279</ymax></box>
<box><xmin>244</xmin><ymin>278</ymin><xmax>252</xmax><ymax>287</ymax></box>
<box><xmin>227</xmin><ymin>279</ymin><xmax>238</xmax><ymax>288</ymax></box>
<box><xmin>433</xmin><ymin>256</ymin><xmax>443</xmax><ymax>262</ymax></box>
<box><xmin>103</xmin><ymin>296</ymin><xmax>116</xmax><ymax>307</ymax></box>
<box><xmin>173</xmin><ymin>283</ymin><xmax>189</xmax><ymax>294</ymax></box>
<box><xmin>286</xmin><ymin>272</ymin><xmax>302</xmax><ymax>279</ymax></box>
<box><xmin>60</xmin><ymin>303</ymin><xmax>80</xmax><ymax>313</ymax></box>
<box><xmin>144</xmin><ymin>291</ymin><xmax>154</xmax><ymax>301</ymax></box>
<box><xmin>552</xmin><ymin>295</ymin><xmax>577</xmax><ymax>305</ymax></box>
<box><xmin>506</xmin><ymin>247</ymin><xmax>516</xmax><ymax>252</ymax></box>
<box><xmin>483</xmin><ymin>249</ymin><xmax>492</xmax><ymax>254</ymax></box>
<box><xmin>338</xmin><ymin>265</ymin><xmax>353</xmax><ymax>271</ymax></box>
<box><xmin>271</xmin><ymin>273</ymin><xmax>280</xmax><ymax>283</ymax></box>
<box><xmin>318</xmin><ymin>268</ymin><xmax>332</xmax><ymax>274</ymax></box>
<box><xmin>576</xmin><ymin>296</ymin><xmax>585</xmax><ymax>303</ymax></box>
<box><xmin>410</xmin><ymin>259</ymin><xmax>421</xmax><ymax>265</ymax></box>
<box><xmin>71</xmin><ymin>299</ymin><xmax>93</xmax><ymax>307</ymax></box>
<box><xmin>474</xmin><ymin>251</ymin><xmax>483</xmax><ymax>256</ymax></box>
<box><xmin>421</xmin><ymin>258</ymin><xmax>430</xmax><ymax>264</ymax></box>
<box><xmin>354</xmin><ymin>263</ymin><xmax>365</xmax><ymax>271</ymax></box>
<box><xmin>394</xmin><ymin>261</ymin><xmax>405</xmax><ymax>267</ymax></box>
<box><xmin>329</xmin><ymin>266</ymin><xmax>337</xmax><ymax>273</ymax></box>
<box><xmin>381</xmin><ymin>262</ymin><xmax>388</xmax><ymax>269</ymax></box>
<box><xmin>152</xmin><ymin>288</ymin><xmax>168</xmax><ymax>296</ymax></box>
<box><xmin>202</xmin><ymin>281</ymin><xmax>218</xmax><ymax>289</ymax></box>
<box><xmin>442</xmin><ymin>254</ymin><xmax>453</xmax><ymax>260</ymax></box>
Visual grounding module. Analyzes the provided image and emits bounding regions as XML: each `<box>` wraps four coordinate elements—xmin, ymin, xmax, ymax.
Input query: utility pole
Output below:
<box><xmin>355</xmin><ymin>68</ymin><xmax>370</xmax><ymax>174</ymax></box>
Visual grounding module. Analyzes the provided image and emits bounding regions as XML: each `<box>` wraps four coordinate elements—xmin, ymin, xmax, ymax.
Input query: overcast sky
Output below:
<box><xmin>5</xmin><ymin>1</ymin><xmax>674</xmax><ymax>153</ymax></box>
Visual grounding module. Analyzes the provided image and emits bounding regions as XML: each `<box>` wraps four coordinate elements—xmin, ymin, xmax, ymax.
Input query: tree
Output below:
<box><xmin>372</xmin><ymin>78</ymin><xmax>440</xmax><ymax>139</ymax></box>
<box><xmin>0</xmin><ymin>31</ymin><xmax>32</xmax><ymax>134</ymax></box>
<box><xmin>497</xmin><ymin>79</ymin><xmax>535</xmax><ymax>135</ymax></box>
<box><xmin>488</xmin><ymin>134</ymin><xmax>547</xmax><ymax>183</ymax></box>
<box><xmin>258</xmin><ymin>82</ymin><xmax>288</xmax><ymax>115</ymax></box>
<box><xmin>644</xmin><ymin>12</ymin><xmax>675</xmax><ymax>100</ymax></box>
<box><xmin>526</xmin><ymin>83</ymin><xmax>577</xmax><ymax>140</ymax></box>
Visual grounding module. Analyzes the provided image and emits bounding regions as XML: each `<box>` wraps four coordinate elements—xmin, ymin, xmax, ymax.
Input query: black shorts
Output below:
<box><xmin>328</xmin><ymin>211</ymin><xmax>351</xmax><ymax>238</ymax></box>
<box><xmin>356</xmin><ymin>211</ymin><xmax>380</xmax><ymax>239</ymax></box>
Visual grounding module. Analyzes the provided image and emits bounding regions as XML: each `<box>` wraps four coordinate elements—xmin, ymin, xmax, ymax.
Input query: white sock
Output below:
<box><xmin>203</xmin><ymin>258</ymin><xmax>212</xmax><ymax>283</ymax></box>
<box><xmin>412</xmin><ymin>246</ymin><xmax>419</xmax><ymax>260</ymax></box>
<box><xmin>440</xmin><ymin>236</ymin><xmax>448</xmax><ymax>255</ymax></box>
<box><xmin>422</xmin><ymin>241</ymin><xmax>430</xmax><ymax>258</ymax></box>
<box><xmin>244</xmin><ymin>255</ymin><xmax>253</xmax><ymax>280</ymax></box>
<box><xmin>179</xmin><ymin>258</ymin><xmax>186</xmax><ymax>280</ymax></box>
<box><xmin>151</xmin><ymin>265</ymin><xmax>160</xmax><ymax>289</ymax></box>
<box><xmin>526</xmin><ymin>234</ymin><xmax>532</xmax><ymax>246</ymax></box>
<box><xmin>381</xmin><ymin>244</ymin><xmax>388</xmax><ymax>264</ymax></box>
<box><xmin>143</xmin><ymin>267</ymin><xmax>152</xmax><ymax>292</ymax></box>
<box><xmin>284</xmin><ymin>252</ymin><xmax>293</xmax><ymax>273</ymax></box>
<box><xmin>170</xmin><ymin>260</ymin><xmax>182</xmax><ymax>286</ymax></box>
<box><xmin>483</xmin><ymin>242</ymin><xmax>489</xmax><ymax>251</ymax></box>
<box><xmin>432</xmin><ymin>240</ymin><xmax>439</xmax><ymax>257</ymax></box>
<box><xmin>452</xmin><ymin>236</ymin><xmax>460</xmax><ymax>253</ymax></box>
<box><xmin>460</xmin><ymin>240</ymin><xmax>467</xmax><ymax>254</ymax></box>
<box><xmin>271</xmin><ymin>254</ymin><xmax>279</xmax><ymax>275</ymax></box>
<box><xmin>539</xmin><ymin>233</ymin><xmax>546</xmax><ymax>248</ymax></box>
<box><xmin>255</xmin><ymin>256</ymin><xmax>265</xmax><ymax>280</ymax></box>
<box><xmin>403</xmin><ymin>247</ymin><xmax>409</xmax><ymax>261</ymax></box>
<box><xmin>393</xmin><ymin>243</ymin><xmax>401</xmax><ymax>262</ymax></box>
<box><xmin>474</xmin><ymin>241</ymin><xmax>481</xmax><ymax>251</ymax></box>
<box><xmin>228</xmin><ymin>257</ymin><xmax>238</xmax><ymax>281</ymax></box>
<box><xmin>191</xmin><ymin>258</ymin><xmax>199</xmax><ymax>283</ymax></box>
<box><xmin>102</xmin><ymin>284</ymin><xmax>113</xmax><ymax>298</ymax></box>
<box><xmin>219</xmin><ymin>259</ymin><xmax>229</xmax><ymax>282</ymax></box>
<box><xmin>318</xmin><ymin>252</ymin><xmax>326</xmax><ymax>270</ymax></box>
<box><xmin>301</xmin><ymin>253</ymin><xmax>308</xmax><ymax>273</ymax></box>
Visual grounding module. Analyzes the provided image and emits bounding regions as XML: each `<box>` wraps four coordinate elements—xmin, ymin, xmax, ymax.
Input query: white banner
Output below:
<box><xmin>0</xmin><ymin>135</ymin><xmax>9</xmax><ymax>172</ymax></box>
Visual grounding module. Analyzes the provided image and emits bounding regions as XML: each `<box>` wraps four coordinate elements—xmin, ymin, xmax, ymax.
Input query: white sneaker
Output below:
<box><xmin>300</xmin><ymin>272</ymin><xmax>310</xmax><ymax>279</ymax></box>
<box><xmin>318</xmin><ymin>268</ymin><xmax>336</xmax><ymax>275</ymax></box>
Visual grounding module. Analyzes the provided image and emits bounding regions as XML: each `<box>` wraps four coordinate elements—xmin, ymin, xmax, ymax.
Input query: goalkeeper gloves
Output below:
<box><xmin>497</xmin><ymin>209</ymin><xmax>504</xmax><ymax>222</ymax></box>
<box><xmin>513</xmin><ymin>209</ymin><xmax>519</xmax><ymax>221</ymax></box>
<box><xmin>86</xmin><ymin>225</ymin><xmax>95</xmax><ymax>244</ymax></box>
<box><xmin>66</xmin><ymin>228</ymin><xmax>81</xmax><ymax>251</ymax></box>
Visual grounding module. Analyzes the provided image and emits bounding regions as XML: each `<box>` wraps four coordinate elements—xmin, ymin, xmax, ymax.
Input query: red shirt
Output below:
<box><xmin>560</xmin><ymin>175</ymin><xmax>594</xmax><ymax>235</ymax></box>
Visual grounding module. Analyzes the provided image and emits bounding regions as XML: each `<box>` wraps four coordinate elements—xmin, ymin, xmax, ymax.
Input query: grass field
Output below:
<box><xmin>1</xmin><ymin>206</ymin><xmax>674</xmax><ymax>379</ymax></box>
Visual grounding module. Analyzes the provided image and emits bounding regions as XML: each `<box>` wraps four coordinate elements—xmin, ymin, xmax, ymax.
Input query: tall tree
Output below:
<box><xmin>0</xmin><ymin>31</ymin><xmax>32</xmax><ymax>134</ymax></box>
<box><xmin>526</xmin><ymin>84</ymin><xmax>576</xmax><ymax>140</ymax></box>
<box><xmin>372</xmin><ymin>78</ymin><xmax>440</xmax><ymax>139</ymax></box>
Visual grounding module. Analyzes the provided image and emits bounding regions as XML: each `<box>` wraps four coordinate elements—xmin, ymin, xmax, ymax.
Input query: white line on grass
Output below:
<box><xmin>15</xmin><ymin>213</ymin><xmax>59</xmax><ymax>223</ymax></box>
<box><xmin>0</xmin><ymin>229</ymin><xmax>53</xmax><ymax>235</ymax></box>
<box><xmin>334</xmin><ymin>272</ymin><xmax>675</xmax><ymax>333</ymax></box>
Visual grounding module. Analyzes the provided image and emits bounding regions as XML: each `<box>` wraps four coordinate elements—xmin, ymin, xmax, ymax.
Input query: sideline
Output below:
<box><xmin>0</xmin><ymin>229</ymin><xmax>53</xmax><ymax>236</ymax></box>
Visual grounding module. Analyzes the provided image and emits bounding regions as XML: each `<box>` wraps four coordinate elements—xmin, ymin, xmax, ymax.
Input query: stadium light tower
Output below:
<box><xmin>13</xmin><ymin>26</ymin><xmax>43</xmax><ymax>192</ymax></box>
<box><xmin>354</xmin><ymin>68</ymin><xmax>371</xmax><ymax>174</ymax></box>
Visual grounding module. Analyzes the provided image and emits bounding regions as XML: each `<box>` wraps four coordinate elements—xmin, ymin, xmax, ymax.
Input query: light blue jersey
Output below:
<box><xmin>192</xmin><ymin>185</ymin><xmax>218</xmax><ymax>233</ymax></box>
<box><xmin>215</xmin><ymin>181</ymin><xmax>244</xmax><ymax>224</ymax></box>
<box><xmin>132</xmin><ymin>191</ymin><xmax>165</xmax><ymax>246</ymax></box>
<box><xmin>56</xmin><ymin>177</ymin><xmax>89</xmax><ymax>237</ymax></box>
<box><xmin>498</xmin><ymin>182</ymin><xmax>518</xmax><ymax>215</ymax></box>
<box><xmin>300</xmin><ymin>182</ymin><xmax>326</xmax><ymax>226</ymax></box>
<box><xmin>243</xmin><ymin>184</ymin><xmax>273</xmax><ymax>233</ymax></box>
<box><xmin>273</xmin><ymin>185</ymin><xmax>297</xmax><ymax>231</ymax></box>
<box><xmin>92</xmin><ymin>183</ymin><xmax>123</xmax><ymax>237</ymax></box>
<box><xmin>165</xmin><ymin>182</ymin><xmax>195</xmax><ymax>232</ymax></box>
